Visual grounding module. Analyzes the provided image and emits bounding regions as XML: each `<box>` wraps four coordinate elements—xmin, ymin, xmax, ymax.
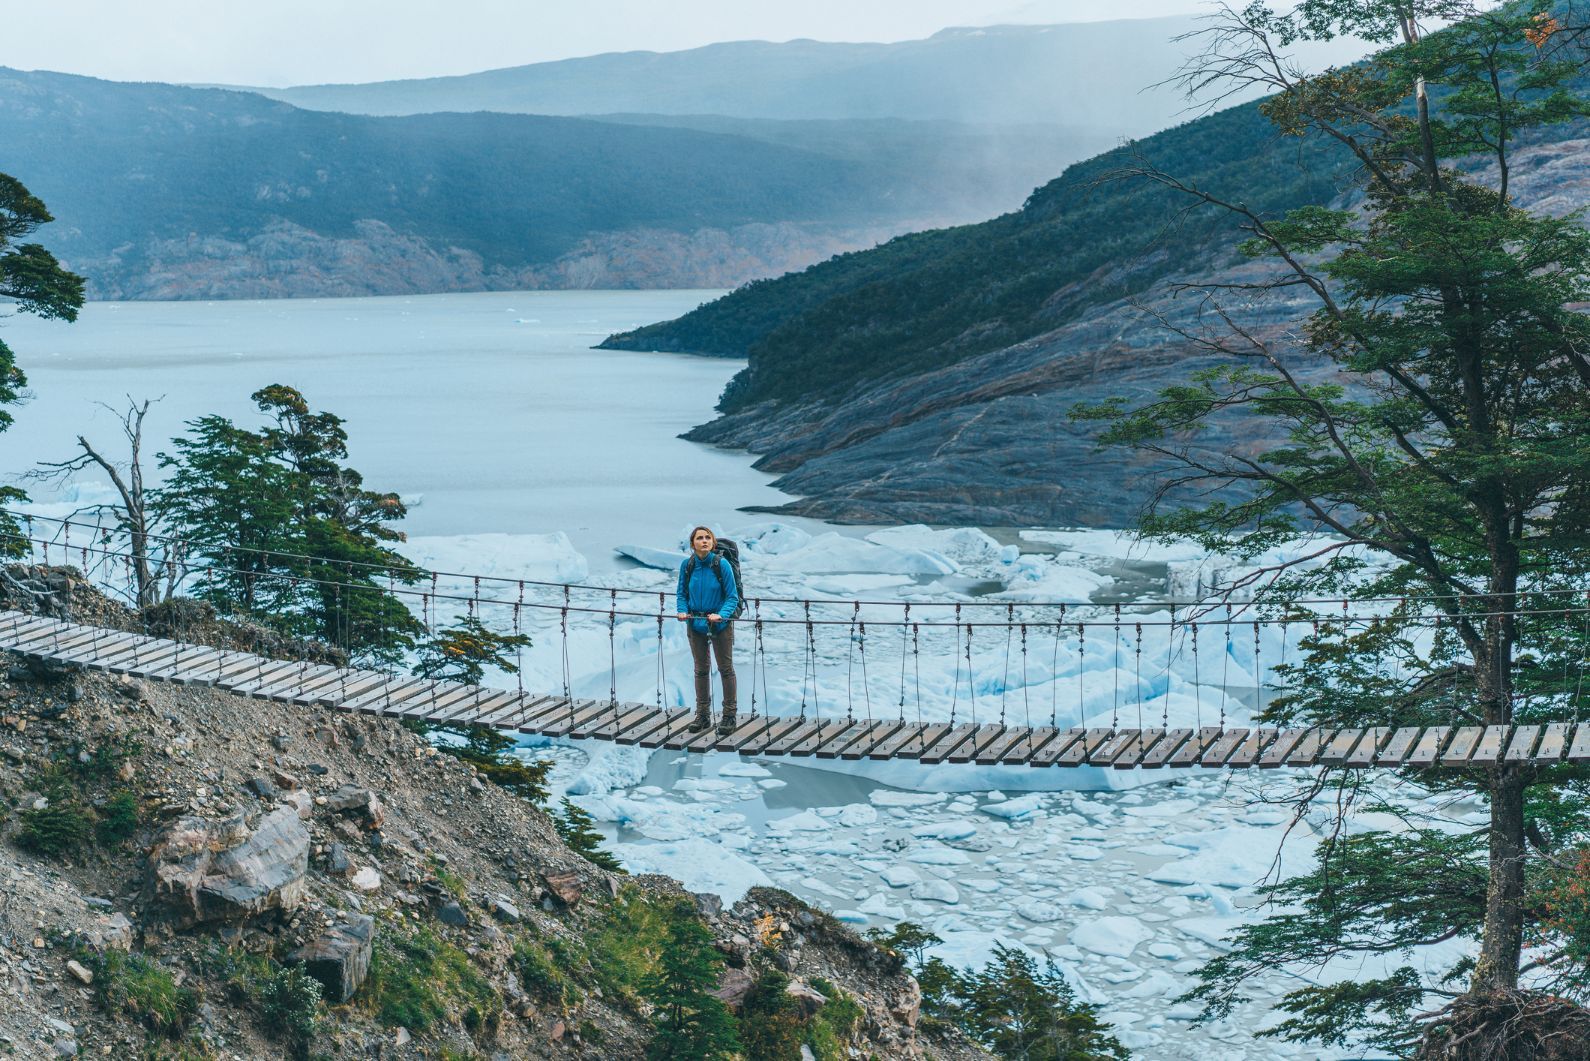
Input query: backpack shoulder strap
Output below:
<box><xmin>708</xmin><ymin>552</ymin><xmax>728</xmax><ymax>595</ymax></box>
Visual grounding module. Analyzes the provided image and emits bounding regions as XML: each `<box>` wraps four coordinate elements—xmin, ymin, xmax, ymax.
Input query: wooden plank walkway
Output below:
<box><xmin>1</xmin><ymin>610</ymin><xmax>1582</xmax><ymax>769</ymax></box>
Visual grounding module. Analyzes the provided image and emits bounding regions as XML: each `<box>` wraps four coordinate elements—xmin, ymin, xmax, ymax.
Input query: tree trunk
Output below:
<box><xmin>1471</xmin><ymin>765</ymin><xmax>1527</xmax><ymax>991</ymax></box>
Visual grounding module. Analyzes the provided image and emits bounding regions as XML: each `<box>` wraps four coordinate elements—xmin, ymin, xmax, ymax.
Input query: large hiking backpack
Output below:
<box><xmin>684</xmin><ymin>537</ymin><xmax>744</xmax><ymax>621</ymax></box>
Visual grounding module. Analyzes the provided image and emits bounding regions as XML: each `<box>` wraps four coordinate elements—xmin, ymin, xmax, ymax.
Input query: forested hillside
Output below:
<box><xmin>601</xmin><ymin>100</ymin><xmax>1351</xmax><ymax>410</ymax></box>
<box><xmin>0</xmin><ymin>69</ymin><xmax>945</xmax><ymax>299</ymax></box>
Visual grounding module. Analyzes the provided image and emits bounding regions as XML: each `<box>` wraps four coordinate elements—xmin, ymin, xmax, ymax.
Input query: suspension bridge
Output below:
<box><xmin>5</xmin><ymin>511</ymin><xmax>1590</xmax><ymax>770</ymax></box>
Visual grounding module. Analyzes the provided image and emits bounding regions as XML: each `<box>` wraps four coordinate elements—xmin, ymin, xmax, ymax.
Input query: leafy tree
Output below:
<box><xmin>955</xmin><ymin>945</ymin><xmax>1126</xmax><ymax>1061</ymax></box>
<box><xmin>553</xmin><ymin>797</ymin><xmax>624</xmax><ymax>873</ymax></box>
<box><xmin>641</xmin><ymin>900</ymin><xmax>741</xmax><ymax>1060</ymax></box>
<box><xmin>0</xmin><ymin>173</ymin><xmax>85</xmax><ymax>558</ymax></box>
<box><xmin>156</xmin><ymin>385</ymin><xmax>423</xmax><ymax>662</ymax></box>
<box><xmin>1080</xmin><ymin>1</ymin><xmax>1590</xmax><ymax>1053</ymax></box>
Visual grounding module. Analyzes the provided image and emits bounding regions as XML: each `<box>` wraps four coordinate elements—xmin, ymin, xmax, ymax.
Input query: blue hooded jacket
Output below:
<box><xmin>676</xmin><ymin>551</ymin><xmax>739</xmax><ymax>636</ymax></box>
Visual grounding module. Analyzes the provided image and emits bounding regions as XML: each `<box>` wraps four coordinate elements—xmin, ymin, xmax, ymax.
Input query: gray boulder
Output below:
<box><xmin>148</xmin><ymin>807</ymin><xmax>309</xmax><ymax>924</ymax></box>
<box><xmin>290</xmin><ymin>914</ymin><xmax>375</xmax><ymax>1003</ymax></box>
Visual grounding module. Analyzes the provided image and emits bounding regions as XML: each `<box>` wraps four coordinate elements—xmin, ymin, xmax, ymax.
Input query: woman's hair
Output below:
<box><xmin>689</xmin><ymin>525</ymin><xmax>716</xmax><ymax>548</ymax></box>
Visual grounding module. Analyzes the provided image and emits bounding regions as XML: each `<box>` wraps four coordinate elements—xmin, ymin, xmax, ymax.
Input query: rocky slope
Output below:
<box><xmin>677</xmin><ymin>133</ymin><xmax>1590</xmax><ymax>527</ymax></box>
<box><xmin>0</xmin><ymin>568</ymin><xmax>977</xmax><ymax>1059</ymax></box>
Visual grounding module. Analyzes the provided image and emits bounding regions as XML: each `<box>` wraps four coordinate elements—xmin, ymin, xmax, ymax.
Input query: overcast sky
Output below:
<box><xmin>6</xmin><ymin>0</ymin><xmax>1212</xmax><ymax>86</ymax></box>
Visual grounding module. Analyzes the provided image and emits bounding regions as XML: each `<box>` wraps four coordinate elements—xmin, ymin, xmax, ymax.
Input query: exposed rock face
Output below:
<box><xmin>147</xmin><ymin>807</ymin><xmax>310</xmax><ymax>924</ymax></box>
<box><xmin>290</xmin><ymin>914</ymin><xmax>375</xmax><ymax>1003</ymax></box>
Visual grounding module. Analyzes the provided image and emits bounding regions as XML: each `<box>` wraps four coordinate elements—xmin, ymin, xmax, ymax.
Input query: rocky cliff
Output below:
<box><xmin>0</xmin><ymin>569</ymin><xmax>976</xmax><ymax>1059</ymax></box>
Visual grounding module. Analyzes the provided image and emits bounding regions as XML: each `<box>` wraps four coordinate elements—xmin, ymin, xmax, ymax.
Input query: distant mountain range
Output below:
<box><xmin>236</xmin><ymin>21</ymin><xmax>1208</xmax><ymax>132</ymax></box>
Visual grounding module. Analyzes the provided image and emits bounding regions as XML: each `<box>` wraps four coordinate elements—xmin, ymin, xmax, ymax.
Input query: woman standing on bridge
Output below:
<box><xmin>677</xmin><ymin>525</ymin><xmax>739</xmax><ymax>735</ymax></box>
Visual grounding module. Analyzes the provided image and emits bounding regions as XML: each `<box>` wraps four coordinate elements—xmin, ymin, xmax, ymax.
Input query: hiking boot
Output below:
<box><xmin>716</xmin><ymin>709</ymin><xmax>739</xmax><ymax>737</ymax></box>
<box><xmin>686</xmin><ymin>705</ymin><xmax>713</xmax><ymax>733</ymax></box>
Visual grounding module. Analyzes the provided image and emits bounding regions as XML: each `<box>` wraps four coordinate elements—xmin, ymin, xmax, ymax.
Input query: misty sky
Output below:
<box><xmin>7</xmin><ymin>0</ymin><xmax>1212</xmax><ymax>86</ymax></box>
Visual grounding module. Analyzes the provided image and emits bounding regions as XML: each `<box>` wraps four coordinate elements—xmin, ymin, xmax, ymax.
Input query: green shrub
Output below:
<box><xmin>86</xmin><ymin>950</ymin><xmax>199</xmax><ymax>1036</ymax></box>
<box><xmin>808</xmin><ymin>977</ymin><xmax>863</xmax><ymax>1060</ymax></box>
<box><xmin>259</xmin><ymin>965</ymin><xmax>323</xmax><ymax>1059</ymax></box>
<box><xmin>736</xmin><ymin>970</ymin><xmax>805</xmax><ymax>1061</ymax></box>
<box><xmin>17</xmin><ymin>801</ymin><xmax>94</xmax><ymax>855</ymax></box>
<box><xmin>202</xmin><ymin>943</ymin><xmax>274</xmax><ymax>1004</ymax></box>
<box><xmin>589</xmin><ymin>889</ymin><xmax>674</xmax><ymax>1006</ymax></box>
<box><xmin>554</xmin><ymin>798</ymin><xmax>624</xmax><ymax>873</ymax></box>
<box><xmin>364</xmin><ymin>923</ymin><xmax>502</xmax><ymax>1035</ymax></box>
<box><xmin>514</xmin><ymin>939</ymin><xmax>577</xmax><ymax>1009</ymax></box>
<box><xmin>96</xmin><ymin>790</ymin><xmax>141</xmax><ymax>845</ymax></box>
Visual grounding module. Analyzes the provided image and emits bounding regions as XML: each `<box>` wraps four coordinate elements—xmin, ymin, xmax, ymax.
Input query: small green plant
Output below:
<box><xmin>16</xmin><ymin>800</ymin><xmax>94</xmax><ymax>855</ymax></box>
<box><xmin>513</xmin><ymin>939</ymin><xmax>577</xmax><ymax>1009</ymax></box>
<box><xmin>736</xmin><ymin>969</ymin><xmax>805</xmax><ymax>1060</ymax></box>
<box><xmin>84</xmin><ymin>949</ymin><xmax>199</xmax><ymax>1036</ymax></box>
<box><xmin>808</xmin><ymin>977</ymin><xmax>864</xmax><ymax>1060</ymax></box>
<box><xmin>202</xmin><ymin>943</ymin><xmax>274</xmax><ymax>1004</ymax></box>
<box><xmin>96</xmin><ymin>790</ymin><xmax>141</xmax><ymax>845</ymax></box>
<box><xmin>554</xmin><ymin>798</ymin><xmax>624</xmax><ymax>873</ymax></box>
<box><xmin>363</xmin><ymin>922</ymin><xmax>502</xmax><ymax>1035</ymax></box>
<box><xmin>259</xmin><ymin>965</ymin><xmax>324</xmax><ymax>1060</ymax></box>
<box><xmin>589</xmin><ymin>888</ymin><xmax>674</xmax><ymax>1007</ymax></box>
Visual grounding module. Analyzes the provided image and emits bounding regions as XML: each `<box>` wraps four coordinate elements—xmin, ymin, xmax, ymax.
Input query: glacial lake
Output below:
<box><xmin>0</xmin><ymin>290</ymin><xmax>831</xmax><ymax>568</ymax></box>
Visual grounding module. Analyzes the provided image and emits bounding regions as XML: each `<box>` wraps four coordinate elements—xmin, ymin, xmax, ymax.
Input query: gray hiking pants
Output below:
<box><xmin>688</xmin><ymin>624</ymin><xmax>736</xmax><ymax>713</ymax></box>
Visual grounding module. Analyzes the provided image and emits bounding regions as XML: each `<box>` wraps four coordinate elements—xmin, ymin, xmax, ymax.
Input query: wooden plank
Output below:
<box><xmin>1405</xmin><ymin>726</ymin><xmax>1452</xmax><ymax>767</ymax></box>
<box><xmin>0</xmin><ymin>614</ymin><xmax>67</xmax><ymax>638</ymax></box>
<box><xmin>1534</xmin><ymin>722</ymin><xmax>1573</xmax><ymax>763</ymax></box>
<box><xmin>839</xmin><ymin>719</ymin><xmax>909</xmax><ymax>760</ymax></box>
<box><xmin>520</xmin><ymin>698</ymin><xmax>588</xmax><ymax>735</ymax></box>
<box><xmin>1108</xmin><ymin>730</ymin><xmax>1160</xmax><ymax>769</ymax></box>
<box><xmin>918</xmin><ymin>724</ymin><xmax>982</xmax><ymax>765</ymax></box>
<box><xmin>173</xmin><ymin>651</ymin><xmax>260</xmax><ymax>687</ymax></box>
<box><xmin>681</xmin><ymin>713</ymin><xmax>734</xmax><ymax>753</ymax></box>
<box><xmin>995</xmin><ymin>726</ymin><xmax>1062</xmax><ymax>766</ymax></box>
<box><xmin>1088</xmin><ymin>729</ymin><xmax>1141</xmax><ymax>766</ymax></box>
<box><xmin>786</xmin><ymin>719</ymin><xmax>863</xmax><ymax>758</ymax></box>
<box><xmin>390</xmin><ymin>681</ymin><xmax>476</xmax><ymax>720</ymax></box>
<box><xmin>540</xmin><ymin>699</ymin><xmax>612</xmax><ymax>738</ymax></box>
<box><xmin>974</xmin><ymin>726</ymin><xmax>1035</xmax><ymax>765</ymax></box>
<box><xmin>0</xmin><ymin>610</ymin><xmax>44</xmax><ymax>636</ymax></box>
<box><xmin>226</xmin><ymin>660</ymin><xmax>308</xmax><ymax>697</ymax></box>
<box><xmin>1280</xmin><ymin>727</ymin><xmax>1331</xmax><ymax>767</ymax></box>
<box><xmin>1259</xmin><ymin>725</ymin><xmax>1310</xmax><ymax>766</ymax></box>
<box><xmin>1170</xmin><ymin>727</ymin><xmax>1225</xmax><ymax>768</ymax></box>
<box><xmin>18</xmin><ymin>626</ymin><xmax>104</xmax><ymax>658</ymax></box>
<box><xmin>658</xmin><ymin>711</ymin><xmax>725</xmax><ymax>750</ymax></box>
<box><xmin>0</xmin><ymin>618</ymin><xmax>68</xmax><ymax>649</ymax></box>
<box><xmin>1567</xmin><ymin>724</ymin><xmax>1590</xmax><ymax>763</ymax></box>
<box><xmin>571</xmin><ymin>701</ymin><xmax>629</xmax><ymax>741</ymax></box>
<box><xmin>1377</xmin><ymin>727</ymin><xmax>1423</xmax><ymax>766</ymax></box>
<box><xmin>368</xmin><ymin>681</ymin><xmax>452</xmax><ymax>718</ymax></box>
<box><xmin>47</xmin><ymin>630</ymin><xmax>142</xmax><ymax>665</ymax></box>
<box><xmin>105</xmin><ymin>641</ymin><xmax>189</xmax><ymax>676</ymax></box>
<box><xmin>474</xmin><ymin>693</ymin><xmax>557</xmax><ymax>729</ymax></box>
<box><xmin>1504</xmin><ymin>724</ymin><xmax>1542</xmax><ymax>763</ymax></box>
<box><xmin>582</xmin><ymin>703</ymin><xmax>658</xmax><ymax>743</ymax></box>
<box><xmin>256</xmin><ymin>664</ymin><xmax>343</xmax><ymax>702</ymax></box>
<box><xmin>431</xmin><ymin>687</ymin><xmax>519</xmax><ymax>725</ymax></box>
<box><xmin>1470</xmin><ymin>725</ymin><xmax>1509</xmax><ymax>764</ymax></box>
<box><xmin>949</xmin><ymin>724</ymin><xmax>1009</xmax><ymax>764</ymax></box>
<box><xmin>716</xmin><ymin>714</ymin><xmax>781</xmax><ymax>753</ymax></box>
<box><xmin>1440</xmin><ymin>726</ymin><xmax>1485</xmax><ymax>766</ymax></box>
<box><xmin>80</xmin><ymin>633</ymin><xmax>167</xmax><ymax>666</ymax></box>
<box><xmin>864</xmin><ymin>721</ymin><xmax>932</xmax><ymax>761</ymax></box>
<box><xmin>894</xmin><ymin>723</ymin><xmax>954</xmax><ymax>761</ymax></box>
<box><xmin>617</xmin><ymin>705</ymin><xmax>692</xmax><ymax>747</ymax></box>
<box><xmin>761</xmin><ymin>719</ymin><xmax>827</xmax><ymax>756</ymax></box>
<box><xmin>1139</xmin><ymin>728</ymin><xmax>1193</xmax><ymax>769</ymax></box>
<box><xmin>1318</xmin><ymin>728</ymin><xmax>1364</xmax><ymax>767</ymax></box>
<box><xmin>338</xmin><ymin>677</ymin><xmax>428</xmax><ymax>715</ymax></box>
<box><xmin>1026</xmin><ymin>728</ymin><xmax>1089</xmax><ymax>768</ymax></box>
<box><xmin>1226</xmin><ymin>728</ymin><xmax>1280</xmax><ymax>769</ymax></box>
<box><xmin>1198</xmin><ymin>728</ymin><xmax>1251</xmax><ymax>768</ymax></box>
<box><xmin>6</xmin><ymin>622</ymin><xmax>79</xmax><ymax>651</ymax></box>
<box><xmin>737</xmin><ymin>715</ymin><xmax>809</xmax><ymax>755</ymax></box>
<box><xmin>816</xmin><ymin>721</ymin><xmax>888</xmax><ymax>760</ymax></box>
<box><xmin>319</xmin><ymin>671</ymin><xmax>403</xmax><ymax>708</ymax></box>
<box><xmin>1057</xmin><ymin>728</ymin><xmax>1117</xmax><ymax>767</ymax></box>
<box><xmin>143</xmin><ymin>648</ymin><xmax>230</xmax><ymax>683</ymax></box>
<box><xmin>1344</xmin><ymin>727</ymin><xmax>1391</xmax><ymax>768</ymax></box>
<box><xmin>634</xmin><ymin>711</ymin><xmax>698</xmax><ymax>749</ymax></box>
<box><xmin>272</xmin><ymin>666</ymin><xmax>360</xmax><ymax>704</ymax></box>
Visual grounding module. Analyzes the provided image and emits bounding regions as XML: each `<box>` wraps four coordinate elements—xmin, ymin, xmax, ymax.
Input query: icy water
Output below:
<box><xmin>0</xmin><ymin>291</ymin><xmax>833</xmax><ymax>568</ymax></box>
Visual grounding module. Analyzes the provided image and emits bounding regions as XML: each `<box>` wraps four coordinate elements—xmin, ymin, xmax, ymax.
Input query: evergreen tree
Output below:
<box><xmin>156</xmin><ymin>385</ymin><xmax>423</xmax><ymax>662</ymax></box>
<box><xmin>955</xmin><ymin>945</ymin><xmax>1126</xmax><ymax>1061</ymax></box>
<box><xmin>412</xmin><ymin>613</ymin><xmax>531</xmax><ymax>685</ymax></box>
<box><xmin>735</xmin><ymin>969</ymin><xmax>806</xmax><ymax>1060</ymax></box>
<box><xmin>641</xmin><ymin>900</ymin><xmax>741</xmax><ymax>1061</ymax></box>
<box><xmin>553</xmin><ymin>798</ymin><xmax>624</xmax><ymax>873</ymax></box>
<box><xmin>0</xmin><ymin>173</ymin><xmax>85</xmax><ymax>557</ymax></box>
<box><xmin>1080</xmin><ymin>1</ymin><xmax>1590</xmax><ymax>1052</ymax></box>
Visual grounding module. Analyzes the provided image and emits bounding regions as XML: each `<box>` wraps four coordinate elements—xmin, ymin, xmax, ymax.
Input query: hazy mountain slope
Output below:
<box><xmin>0</xmin><ymin>68</ymin><xmax>943</xmax><ymax>299</ymax></box>
<box><xmin>241</xmin><ymin>22</ymin><xmax>1207</xmax><ymax>132</ymax></box>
